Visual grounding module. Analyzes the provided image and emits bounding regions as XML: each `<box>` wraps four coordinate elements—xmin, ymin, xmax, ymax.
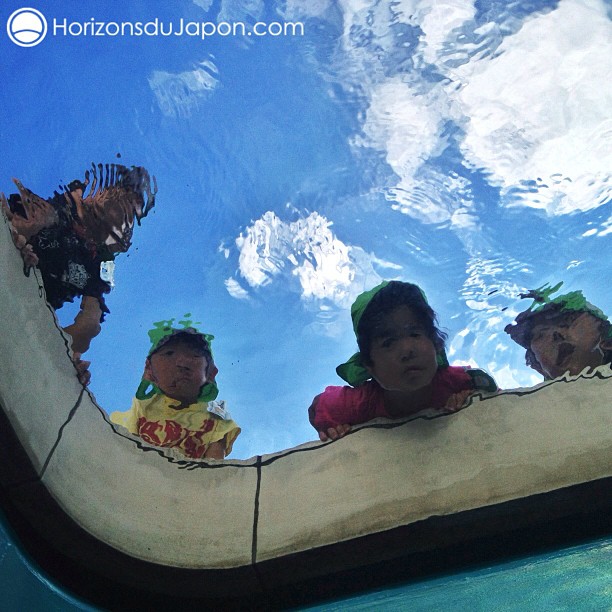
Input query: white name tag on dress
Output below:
<box><xmin>207</xmin><ymin>400</ymin><xmax>230</xmax><ymax>420</ymax></box>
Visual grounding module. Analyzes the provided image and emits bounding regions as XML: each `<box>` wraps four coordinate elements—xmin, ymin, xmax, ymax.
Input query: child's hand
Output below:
<box><xmin>18</xmin><ymin>242</ymin><xmax>39</xmax><ymax>268</ymax></box>
<box><xmin>8</xmin><ymin>179</ymin><xmax>58</xmax><ymax>240</ymax></box>
<box><xmin>204</xmin><ymin>440</ymin><xmax>226</xmax><ymax>460</ymax></box>
<box><xmin>318</xmin><ymin>423</ymin><xmax>351</xmax><ymax>442</ymax></box>
<box><xmin>72</xmin><ymin>353</ymin><xmax>91</xmax><ymax>386</ymax></box>
<box><xmin>445</xmin><ymin>389</ymin><xmax>473</xmax><ymax>411</ymax></box>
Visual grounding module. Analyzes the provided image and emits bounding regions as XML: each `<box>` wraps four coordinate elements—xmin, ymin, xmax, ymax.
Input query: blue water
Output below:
<box><xmin>2</xmin><ymin>0</ymin><xmax>610</xmax><ymax>458</ymax></box>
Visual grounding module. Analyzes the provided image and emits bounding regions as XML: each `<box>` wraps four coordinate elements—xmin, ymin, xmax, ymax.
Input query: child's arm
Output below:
<box><xmin>308</xmin><ymin>389</ymin><xmax>361</xmax><ymax>442</ymax></box>
<box><xmin>1</xmin><ymin>192</ymin><xmax>39</xmax><ymax>269</ymax></box>
<box><xmin>2</xmin><ymin>184</ymin><xmax>58</xmax><ymax>241</ymax></box>
<box><xmin>72</xmin><ymin>353</ymin><xmax>91</xmax><ymax>386</ymax></box>
<box><xmin>63</xmin><ymin>296</ymin><xmax>102</xmax><ymax>354</ymax></box>
<box><xmin>441</xmin><ymin>367</ymin><xmax>499</xmax><ymax>412</ymax></box>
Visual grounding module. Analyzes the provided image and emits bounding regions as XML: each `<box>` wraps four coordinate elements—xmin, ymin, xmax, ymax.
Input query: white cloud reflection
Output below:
<box><xmin>418</xmin><ymin>0</ymin><xmax>477</xmax><ymax>65</ymax></box>
<box><xmin>319</xmin><ymin>0</ymin><xmax>612</xmax><ymax>220</ymax></box>
<box><xmin>592</xmin><ymin>215</ymin><xmax>612</xmax><ymax>237</ymax></box>
<box><xmin>229</xmin><ymin>210</ymin><xmax>387</xmax><ymax>309</ymax></box>
<box><xmin>192</xmin><ymin>0</ymin><xmax>214</xmax><ymax>11</ymax></box>
<box><xmin>355</xmin><ymin>79</ymin><xmax>455</xmax><ymax>223</ymax></box>
<box><xmin>451</xmin><ymin>0</ymin><xmax>612</xmax><ymax>215</ymax></box>
<box><xmin>149</xmin><ymin>60</ymin><xmax>220</xmax><ymax>117</ymax></box>
<box><xmin>224</xmin><ymin>278</ymin><xmax>251</xmax><ymax>300</ymax></box>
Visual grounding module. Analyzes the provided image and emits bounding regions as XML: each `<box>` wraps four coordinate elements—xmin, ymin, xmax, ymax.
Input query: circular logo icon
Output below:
<box><xmin>6</xmin><ymin>8</ymin><xmax>47</xmax><ymax>47</ymax></box>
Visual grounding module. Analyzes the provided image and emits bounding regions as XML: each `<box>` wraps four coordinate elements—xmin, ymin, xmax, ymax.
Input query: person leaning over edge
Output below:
<box><xmin>309</xmin><ymin>281</ymin><xmax>498</xmax><ymax>442</ymax></box>
<box><xmin>504</xmin><ymin>282</ymin><xmax>612</xmax><ymax>380</ymax></box>
<box><xmin>110</xmin><ymin>319</ymin><xmax>240</xmax><ymax>459</ymax></box>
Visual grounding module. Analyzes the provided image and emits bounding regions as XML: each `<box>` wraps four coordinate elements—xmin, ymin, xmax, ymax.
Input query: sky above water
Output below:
<box><xmin>1</xmin><ymin>0</ymin><xmax>611</xmax><ymax>459</ymax></box>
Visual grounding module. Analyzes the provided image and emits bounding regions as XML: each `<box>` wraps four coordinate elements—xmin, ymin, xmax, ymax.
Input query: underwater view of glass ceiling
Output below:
<box><xmin>1</xmin><ymin>0</ymin><xmax>610</xmax><ymax>455</ymax></box>
<box><xmin>1</xmin><ymin>0</ymin><xmax>611</xmax><ymax>609</ymax></box>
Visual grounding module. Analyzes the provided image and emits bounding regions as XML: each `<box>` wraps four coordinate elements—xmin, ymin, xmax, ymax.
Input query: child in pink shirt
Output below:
<box><xmin>309</xmin><ymin>281</ymin><xmax>497</xmax><ymax>441</ymax></box>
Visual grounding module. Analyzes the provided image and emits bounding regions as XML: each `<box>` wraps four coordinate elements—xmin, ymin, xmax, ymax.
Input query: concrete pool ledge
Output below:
<box><xmin>1</xmin><ymin>214</ymin><xmax>611</xmax><ymax>608</ymax></box>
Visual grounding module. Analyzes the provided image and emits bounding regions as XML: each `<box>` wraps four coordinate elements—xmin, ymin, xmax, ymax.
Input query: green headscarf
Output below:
<box><xmin>336</xmin><ymin>281</ymin><xmax>449</xmax><ymax>386</ymax></box>
<box><xmin>136</xmin><ymin>315</ymin><xmax>219</xmax><ymax>402</ymax></box>
<box><xmin>504</xmin><ymin>282</ymin><xmax>611</xmax><ymax>350</ymax></box>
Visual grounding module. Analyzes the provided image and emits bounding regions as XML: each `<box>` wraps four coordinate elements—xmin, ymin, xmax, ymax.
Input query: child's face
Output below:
<box><xmin>145</xmin><ymin>338</ymin><xmax>208</xmax><ymax>405</ymax></box>
<box><xmin>365</xmin><ymin>305</ymin><xmax>438</xmax><ymax>394</ymax></box>
<box><xmin>529</xmin><ymin>312</ymin><xmax>608</xmax><ymax>379</ymax></box>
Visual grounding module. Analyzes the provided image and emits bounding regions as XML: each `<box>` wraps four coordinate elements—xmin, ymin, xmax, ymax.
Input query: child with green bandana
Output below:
<box><xmin>504</xmin><ymin>282</ymin><xmax>612</xmax><ymax>380</ymax></box>
<box><xmin>308</xmin><ymin>281</ymin><xmax>498</xmax><ymax>442</ymax></box>
<box><xmin>110</xmin><ymin>319</ymin><xmax>240</xmax><ymax>459</ymax></box>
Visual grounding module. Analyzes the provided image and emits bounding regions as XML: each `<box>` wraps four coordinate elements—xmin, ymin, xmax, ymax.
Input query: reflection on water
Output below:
<box><xmin>504</xmin><ymin>283</ymin><xmax>612</xmax><ymax>380</ymax></box>
<box><xmin>2</xmin><ymin>163</ymin><xmax>156</xmax><ymax>355</ymax></box>
<box><xmin>2</xmin><ymin>0</ymin><xmax>610</xmax><ymax>458</ymax></box>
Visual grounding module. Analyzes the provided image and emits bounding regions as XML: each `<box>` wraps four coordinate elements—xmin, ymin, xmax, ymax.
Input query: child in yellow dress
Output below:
<box><xmin>110</xmin><ymin>319</ymin><xmax>240</xmax><ymax>459</ymax></box>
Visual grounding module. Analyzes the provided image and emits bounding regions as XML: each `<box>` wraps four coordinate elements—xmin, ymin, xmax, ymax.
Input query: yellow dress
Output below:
<box><xmin>110</xmin><ymin>395</ymin><xmax>240</xmax><ymax>458</ymax></box>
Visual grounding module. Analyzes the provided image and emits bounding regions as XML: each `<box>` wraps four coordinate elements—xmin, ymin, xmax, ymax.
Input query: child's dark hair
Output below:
<box><xmin>149</xmin><ymin>334</ymin><xmax>213</xmax><ymax>375</ymax></box>
<box><xmin>356</xmin><ymin>281</ymin><xmax>447</xmax><ymax>365</ymax></box>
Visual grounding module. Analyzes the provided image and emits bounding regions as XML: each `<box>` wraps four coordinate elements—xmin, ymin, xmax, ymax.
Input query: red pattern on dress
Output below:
<box><xmin>137</xmin><ymin>416</ymin><xmax>217</xmax><ymax>458</ymax></box>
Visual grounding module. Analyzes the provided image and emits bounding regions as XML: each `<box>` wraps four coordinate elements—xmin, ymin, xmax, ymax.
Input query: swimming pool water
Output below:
<box><xmin>3</xmin><ymin>0</ymin><xmax>609</xmax><ymax>458</ymax></box>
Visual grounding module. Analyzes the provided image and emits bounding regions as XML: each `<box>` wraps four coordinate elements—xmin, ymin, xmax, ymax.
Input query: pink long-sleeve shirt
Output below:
<box><xmin>309</xmin><ymin>366</ymin><xmax>496</xmax><ymax>433</ymax></box>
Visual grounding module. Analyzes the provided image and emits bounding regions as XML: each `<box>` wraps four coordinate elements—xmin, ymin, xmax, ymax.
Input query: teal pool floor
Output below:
<box><xmin>0</xmin><ymin>519</ymin><xmax>94</xmax><ymax>611</ymax></box>
<box><xmin>302</xmin><ymin>537</ymin><xmax>612</xmax><ymax>611</ymax></box>
<box><xmin>1</xmin><ymin>516</ymin><xmax>610</xmax><ymax>610</ymax></box>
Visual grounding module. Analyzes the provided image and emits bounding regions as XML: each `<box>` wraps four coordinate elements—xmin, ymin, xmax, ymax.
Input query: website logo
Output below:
<box><xmin>5</xmin><ymin>9</ymin><xmax>303</xmax><ymax>46</ymax></box>
<box><xmin>6</xmin><ymin>7</ymin><xmax>47</xmax><ymax>47</ymax></box>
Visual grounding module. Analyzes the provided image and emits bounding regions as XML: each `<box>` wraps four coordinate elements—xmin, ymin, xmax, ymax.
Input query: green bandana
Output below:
<box><xmin>505</xmin><ymin>282</ymin><xmax>611</xmax><ymax>349</ymax></box>
<box><xmin>136</xmin><ymin>314</ymin><xmax>219</xmax><ymax>402</ymax></box>
<box><xmin>336</xmin><ymin>281</ymin><xmax>449</xmax><ymax>386</ymax></box>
